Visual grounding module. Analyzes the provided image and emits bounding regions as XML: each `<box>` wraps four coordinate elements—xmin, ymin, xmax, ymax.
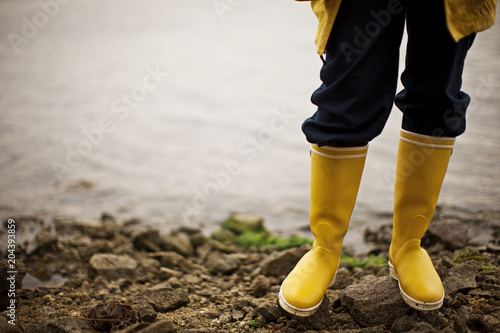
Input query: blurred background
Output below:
<box><xmin>1</xmin><ymin>0</ymin><xmax>499</xmax><ymax>250</ymax></box>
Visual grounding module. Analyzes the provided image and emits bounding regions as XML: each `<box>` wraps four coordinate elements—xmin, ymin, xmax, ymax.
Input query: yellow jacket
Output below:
<box><xmin>297</xmin><ymin>0</ymin><xmax>497</xmax><ymax>54</ymax></box>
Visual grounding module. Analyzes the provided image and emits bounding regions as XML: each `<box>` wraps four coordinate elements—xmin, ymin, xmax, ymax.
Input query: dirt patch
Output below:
<box><xmin>0</xmin><ymin>211</ymin><xmax>499</xmax><ymax>332</ymax></box>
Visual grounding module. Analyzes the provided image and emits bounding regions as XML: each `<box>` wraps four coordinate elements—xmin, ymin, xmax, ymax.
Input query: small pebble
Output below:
<box><xmin>42</xmin><ymin>294</ymin><xmax>54</xmax><ymax>303</ymax></box>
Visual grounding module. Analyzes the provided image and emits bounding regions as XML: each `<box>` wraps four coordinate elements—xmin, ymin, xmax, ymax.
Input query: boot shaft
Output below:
<box><xmin>391</xmin><ymin>130</ymin><xmax>455</xmax><ymax>259</ymax></box>
<box><xmin>309</xmin><ymin>144</ymin><xmax>368</xmax><ymax>250</ymax></box>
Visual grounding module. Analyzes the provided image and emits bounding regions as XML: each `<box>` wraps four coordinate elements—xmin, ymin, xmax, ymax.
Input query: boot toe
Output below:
<box><xmin>391</xmin><ymin>246</ymin><xmax>444</xmax><ymax>310</ymax></box>
<box><xmin>278</xmin><ymin>249</ymin><xmax>337</xmax><ymax>316</ymax></box>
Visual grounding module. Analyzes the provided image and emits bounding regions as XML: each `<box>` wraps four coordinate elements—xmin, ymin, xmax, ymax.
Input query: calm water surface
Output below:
<box><xmin>1</xmin><ymin>1</ymin><xmax>499</xmax><ymax>251</ymax></box>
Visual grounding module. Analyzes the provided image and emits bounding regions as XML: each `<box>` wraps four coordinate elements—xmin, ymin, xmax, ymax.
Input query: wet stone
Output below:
<box><xmin>162</xmin><ymin>231</ymin><xmax>194</xmax><ymax>257</ymax></box>
<box><xmin>130</xmin><ymin>300</ymin><xmax>157</xmax><ymax>323</ymax></box>
<box><xmin>120</xmin><ymin>320</ymin><xmax>177</xmax><ymax>333</ymax></box>
<box><xmin>158</xmin><ymin>267</ymin><xmax>183</xmax><ymax>281</ymax></box>
<box><xmin>260</xmin><ymin>244</ymin><xmax>311</xmax><ymax>277</ymax></box>
<box><xmin>222</xmin><ymin>212</ymin><xmax>264</xmax><ymax>234</ymax></box>
<box><xmin>427</xmin><ymin>219</ymin><xmax>469</xmax><ymax>250</ymax></box>
<box><xmin>140</xmin><ymin>320</ymin><xmax>177</xmax><ymax>333</ymax></box>
<box><xmin>250</xmin><ymin>275</ymin><xmax>270</xmax><ymax>298</ymax></box>
<box><xmin>205</xmin><ymin>252</ymin><xmax>240</xmax><ymax>275</ymax></box>
<box><xmin>134</xmin><ymin>284</ymin><xmax>190</xmax><ymax>312</ymax></box>
<box><xmin>219</xmin><ymin>314</ymin><xmax>233</xmax><ymax>324</ymax></box>
<box><xmin>443</xmin><ymin>260</ymin><xmax>482</xmax><ymax>297</ymax></box>
<box><xmin>88</xmin><ymin>253</ymin><xmax>138</xmax><ymax>280</ymax></box>
<box><xmin>133</xmin><ymin>228</ymin><xmax>162</xmax><ymax>252</ymax></box>
<box><xmin>27</xmin><ymin>316</ymin><xmax>95</xmax><ymax>333</ymax></box>
<box><xmin>35</xmin><ymin>229</ymin><xmax>59</xmax><ymax>252</ymax></box>
<box><xmin>341</xmin><ymin>276</ymin><xmax>407</xmax><ymax>327</ymax></box>
<box><xmin>157</xmin><ymin>251</ymin><xmax>186</xmax><ymax>268</ymax></box>
<box><xmin>330</xmin><ymin>267</ymin><xmax>353</xmax><ymax>290</ymax></box>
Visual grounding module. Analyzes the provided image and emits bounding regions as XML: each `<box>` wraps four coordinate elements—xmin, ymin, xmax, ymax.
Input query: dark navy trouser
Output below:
<box><xmin>302</xmin><ymin>0</ymin><xmax>476</xmax><ymax>147</ymax></box>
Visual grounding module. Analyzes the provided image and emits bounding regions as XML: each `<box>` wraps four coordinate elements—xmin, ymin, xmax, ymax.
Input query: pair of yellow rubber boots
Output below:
<box><xmin>279</xmin><ymin>130</ymin><xmax>454</xmax><ymax>316</ymax></box>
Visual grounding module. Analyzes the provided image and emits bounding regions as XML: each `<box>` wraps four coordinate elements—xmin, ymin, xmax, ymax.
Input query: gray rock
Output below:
<box><xmin>179</xmin><ymin>329</ymin><xmax>221</xmax><ymax>333</ymax></box>
<box><xmin>0</xmin><ymin>259</ymin><xmax>27</xmax><ymax>310</ymax></box>
<box><xmin>331</xmin><ymin>267</ymin><xmax>354</xmax><ymax>290</ymax></box>
<box><xmin>139</xmin><ymin>258</ymin><xmax>161</xmax><ymax>272</ymax></box>
<box><xmin>157</xmin><ymin>251</ymin><xmax>186</xmax><ymax>268</ymax></box>
<box><xmin>119</xmin><ymin>320</ymin><xmax>177</xmax><ymax>333</ymax></box>
<box><xmin>481</xmin><ymin>315</ymin><xmax>500</xmax><ymax>332</ymax></box>
<box><xmin>130</xmin><ymin>301</ymin><xmax>157</xmax><ymax>323</ymax></box>
<box><xmin>363</xmin><ymin>263</ymin><xmax>382</xmax><ymax>275</ymax></box>
<box><xmin>75</xmin><ymin>221</ymin><xmax>116</xmax><ymax>239</ymax></box>
<box><xmin>101</xmin><ymin>212</ymin><xmax>116</xmax><ymax>223</ymax></box>
<box><xmin>205</xmin><ymin>252</ymin><xmax>240</xmax><ymax>275</ymax></box>
<box><xmin>427</xmin><ymin>219</ymin><xmax>468</xmax><ymax>250</ymax></box>
<box><xmin>88</xmin><ymin>253</ymin><xmax>138</xmax><ymax>280</ymax></box>
<box><xmin>26</xmin><ymin>316</ymin><xmax>95</xmax><ymax>333</ymax></box>
<box><xmin>139</xmin><ymin>320</ymin><xmax>177</xmax><ymax>333</ymax></box>
<box><xmin>166</xmin><ymin>276</ymin><xmax>183</xmax><ymax>288</ymax></box>
<box><xmin>231</xmin><ymin>310</ymin><xmax>246</xmax><ymax>321</ymax></box>
<box><xmin>0</xmin><ymin>314</ymin><xmax>24</xmax><ymax>333</ymax></box>
<box><xmin>162</xmin><ymin>231</ymin><xmax>194</xmax><ymax>257</ymax></box>
<box><xmin>219</xmin><ymin>314</ymin><xmax>233</xmax><ymax>324</ymax></box>
<box><xmin>391</xmin><ymin>320</ymin><xmax>435</xmax><ymax>332</ymax></box>
<box><xmin>254</xmin><ymin>305</ymin><xmax>282</xmax><ymax>323</ymax></box>
<box><xmin>78</xmin><ymin>239</ymin><xmax>113</xmax><ymax>259</ymax></box>
<box><xmin>476</xmin><ymin>267</ymin><xmax>500</xmax><ymax>285</ymax></box>
<box><xmin>133</xmin><ymin>228</ymin><xmax>162</xmax><ymax>252</ymax></box>
<box><xmin>222</xmin><ymin>212</ymin><xmax>264</xmax><ymax>234</ymax></box>
<box><xmin>487</xmin><ymin>242</ymin><xmax>500</xmax><ymax>254</ymax></box>
<box><xmin>115</xmin><ymin>322</ymin><xmax>151</xmax><ymax>333</ymax></box>
<box><xmin>210</xmin><ymin>228</ymin><xmax>237</xmax><ymax>245</ymax></box>
<box><xmin>391</xmin><ymin>311</ymin><xmax>450</xmax><ymax>332</ymax></box>
<box><xmin>443</xmin><ymin>260</ymin><xmax>482</xmax><ymax>296</ymax></box>
<box><xmin>364</xmin><ymin>224</ymin><xmax>393</xmax><ymax>245</ymax></box>
<box><xmin>250</xmin><ymin>275</ymin><xmax>270</xmax><ymax>298</ymax></box>
<box><xmin>329</xmin><ymin>313</ymin><xmax>360</xmax><ymax>331</ymax></box>
<box><xmin>260</xmin><ymin>244</ymin><xmax>311</xmax><ymax>277</ymax></box>
<box><xmin>183</xmin><ymin>274</ymin><xmax>201</xmax><ymax>284</ymax></box>
<box><xmin>189</xmin><ymin>232</ymin><xmax>208</xmax><ymax>248</ymax></box>
<box><xmin>282</xmin><ymin>297</ymin><xmax>332</xmax><ymax>330</ymax></box>
<box><xmin>134</xmin><ymin>284</ymin><xmax>189</xmax><ymax>312</ymax></box>
<box><xmin>158</xmin><ymin>267</ymin><xmax>183</xmax><ymax>281</ymax></box>
<box><xmin>342</xmin><ymin>276</ymin><xmax>407</xmax><ymax>327</ymax></box>
<box><xmin>35</xmin><ymin>229</ymin><xmax>59</xmax><ymax>252</ymax></box>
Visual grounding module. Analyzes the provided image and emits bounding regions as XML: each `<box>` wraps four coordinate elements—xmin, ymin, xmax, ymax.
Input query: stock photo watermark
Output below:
<box><xmin>181</xmin><ymin>107</ymin><xmax>296</xmax><ymax>222</ymax></box>
<box><xmin>6</xmin><ymin>0</ymin><xmax>71</xmax><ymax>54</ymax></box>
<box><xmin>382</xmin><ymin>73</ymin><xmax>498</xmax><ymax>190</ymax></box>
<box><xmin>5</xmin><ymin>219</ymin><xmax>18</xmax><ymax>325</ymax></box>
<box><xmin>213</xmin><ymin>0</ymin><xmax>244</xmax><ymax>21</ymax></box>
<box><xmin>51</xmin><ymin>65</ymin><xmax>168</xmax><ymax>181</ymax></box>
<box><xmin>340</xmin><ymin>0</ymin><xmax>403</xmax><ymax>63</ymax></box>
<box><xmin>473</xmin><ymin>73</ymin><xmax>497</xmax><ymax>104</ymax></box>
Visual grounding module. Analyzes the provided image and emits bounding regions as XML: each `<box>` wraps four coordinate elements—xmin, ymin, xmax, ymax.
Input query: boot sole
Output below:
<box><xmin>388</xmin><ymin>261</ymin><xmax>444</xmax><ymax>311</ymax></box>
<box><xmin>278</xmin><ymin>272</ymin><xmax>337</xmax><ymax>317</ymax></box>
<box><xmin>278</xmin><ymin>289</ymin><xmax>323</xmax><ymax>317</ymax></box>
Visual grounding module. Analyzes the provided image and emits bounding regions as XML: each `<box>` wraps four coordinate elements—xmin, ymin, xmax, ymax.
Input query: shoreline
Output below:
<box><xmin>0</xmin><ymin>210</ymin><xmax>499</xmax><ymax>332</ymax></box>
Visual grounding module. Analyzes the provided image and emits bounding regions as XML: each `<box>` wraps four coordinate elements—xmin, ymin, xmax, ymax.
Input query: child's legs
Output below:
<box><xmin>395</xmin><ymin>0</ymin><xmax>475</xmax><ymax>137</ymax></box>
<box><xmin>302</xmin><ymin>0</ymin><xmax>409</xmax><ymax>147</ymax></box>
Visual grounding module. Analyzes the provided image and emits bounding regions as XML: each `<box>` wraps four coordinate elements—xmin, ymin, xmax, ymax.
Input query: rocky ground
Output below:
<box><xmin>0</xmin><ymin>209</ymin><xmax>499</xmax><ymax>333</ymax></box>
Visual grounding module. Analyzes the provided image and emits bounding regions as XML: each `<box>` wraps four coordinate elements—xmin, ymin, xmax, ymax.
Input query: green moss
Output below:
<box><xmin>221</xmin><ymin>213</ymin><xmax>265</xmax><ymax>234</ymax></box>
<box><xmin>340</xmin><ymin>254</ymin><xmax>387</xmax><ymax>269</ymax></box>
<box><xmin>212</xmin><ymin>214</ymin><xmax>314</xmax><ymax>250</ymax></box>
<box><xmin>235</xmin><ymin>230</ymin><xmax>313</xmax><ymax>250</ymax></box>
<box><xmin>247</xmin><ymin>320</ymin><xmax>264</xmax><ymax>328</ymax></box>
<box><xmin>454</xmin><ymin>250</ymin><xmax>484</xmax><ymax>264</ymax></box>
<box><xmin>481</xmin><ymin>265</ymin><xmax>494</xmax><ymax>273</ymax></box>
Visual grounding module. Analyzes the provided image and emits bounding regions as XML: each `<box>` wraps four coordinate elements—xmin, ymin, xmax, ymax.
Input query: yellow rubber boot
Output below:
<box><xmin>389</xmin><ymin>129</ymin><xmax>455</xmax><ymax>311</ymax></box>
<box><xmin>279</xmin><ymin>144</ymin><xmax>368</xmax><ymax>317</ymax></box>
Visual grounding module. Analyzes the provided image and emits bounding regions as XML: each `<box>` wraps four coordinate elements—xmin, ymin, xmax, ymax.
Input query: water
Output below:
<box><xmin>1</xmin><ymin>0</ymin><xmax>499</xmax><ymax>251</ymax></box>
